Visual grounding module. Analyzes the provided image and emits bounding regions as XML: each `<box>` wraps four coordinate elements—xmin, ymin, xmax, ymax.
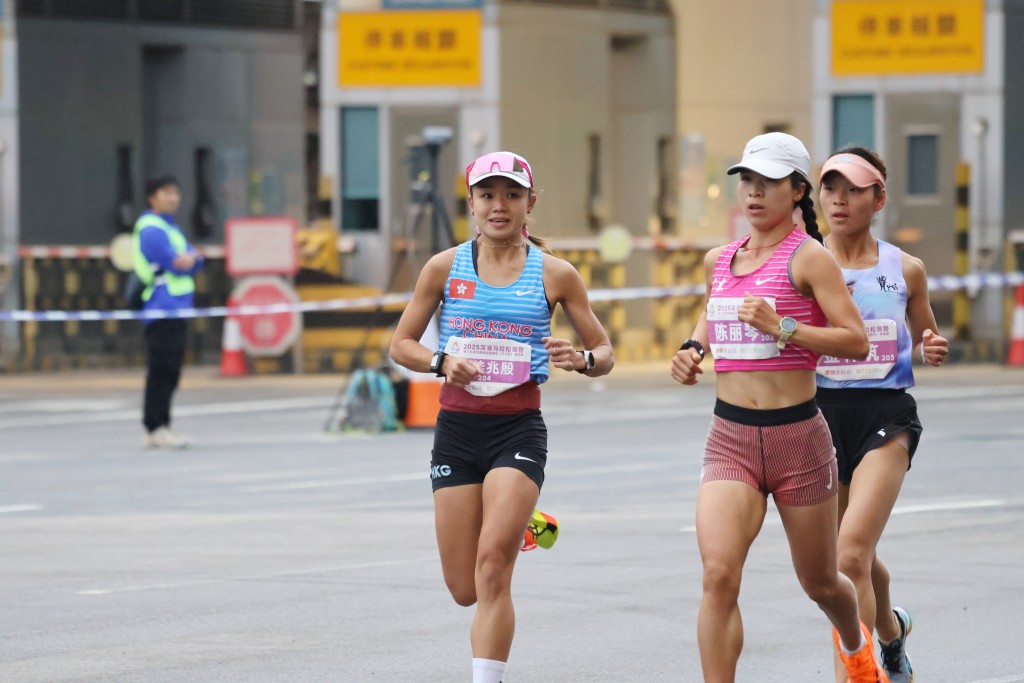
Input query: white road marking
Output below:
<box><xmin>240</xmin><ymin>471</ymin><xmax>425</xmax><ymax>493</ymax></box>
<box><xmin>962</xmin><ymin>677</ymin><xmax>1024</xmax><ymax>683</ymax></box>
<box><xmin>889</xmin><ymin>499</ymin><xmax>1006</xmax><ymax>515</ymax></box>
<box><xmin>77</xmin><ymin>556</ymin><xmax>436</xmax><ymax>596</ymax></box>
<box><xmin>0</xmin><ymin>399</ymin><xmax>130</xmax><ymax>414</ymax></box>
<box><xmin>679</xmin><ymin>498</ymin><xmax>1009</xmax><ymax>533</ymax></box>
<box><xmin>0</xmin><ymin>504</ymin><xmax>43</xmax><ymax>514</ymax></box>
<box><xmin>0</xmin><ymin>396</ymin><xmax>332</xmax><ymax>430</ymax></box>
<box><xmin>915</xmin><ymin>385</ymin><xmax>1024</xmax><ymax>401</ymax></box>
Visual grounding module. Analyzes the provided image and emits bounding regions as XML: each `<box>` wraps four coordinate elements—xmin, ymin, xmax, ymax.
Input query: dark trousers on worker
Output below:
<box><xmin>143</xmin><ymin>319</ymin><xmax>188</xmax><ymax>433</ymax></box>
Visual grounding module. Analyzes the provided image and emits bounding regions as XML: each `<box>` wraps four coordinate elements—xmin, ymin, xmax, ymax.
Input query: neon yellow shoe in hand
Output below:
<box><xmin>521</xmin><ymin>509</ymin><xmax>559</xmax><ymax>552</ymax></box>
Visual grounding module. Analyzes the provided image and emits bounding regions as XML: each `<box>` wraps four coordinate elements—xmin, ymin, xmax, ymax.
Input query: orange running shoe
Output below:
<box><xmin>833</xmin><ymin>622</ymin><xmax>890</xmax><ymax>683</ymax></box>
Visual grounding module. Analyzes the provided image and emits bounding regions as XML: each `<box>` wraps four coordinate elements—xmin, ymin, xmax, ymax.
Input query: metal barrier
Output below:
<box><xmin>15</xmin><ymin>245</ymin><xmax>229</xmax><ymax>371</ymax></box>
<box><xmin>9</xmin><ymin>239</ymin><xmax>1024</xmax><ymax>372</ymax></box>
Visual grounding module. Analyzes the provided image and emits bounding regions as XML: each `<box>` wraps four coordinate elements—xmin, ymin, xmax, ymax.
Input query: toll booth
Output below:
<box><xmin>318</xmin><ymin>0</ymin><xmax>677</xmax><ymax>290</ymax></box>
<box><xmin>813</xmin><ymin>0</ymin><xmax>1010</xmax><ymax>349</ymax></box>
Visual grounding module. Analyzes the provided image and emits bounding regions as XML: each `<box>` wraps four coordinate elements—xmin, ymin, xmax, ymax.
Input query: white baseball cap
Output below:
<box><xmin>727</xmin><ymin>132</ymin><xmax>811</xmax><ymax>182</ymax></box>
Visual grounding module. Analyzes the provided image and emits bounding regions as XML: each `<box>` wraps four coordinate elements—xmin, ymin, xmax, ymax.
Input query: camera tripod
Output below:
<box><xmin>322</xmin><ymin>133</ymin><xmax>456</xmax><ymax>430</ymax></box>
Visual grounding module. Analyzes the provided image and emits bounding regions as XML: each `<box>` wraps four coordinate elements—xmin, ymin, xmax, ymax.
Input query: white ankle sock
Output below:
<box><xmin>472</xmin><ymin>657</ymin><xmax>506</xmax><ymax>683</ymax></box>
<box><xmin>840</xmin><ymin>631</ymin><xmax>866</xmax><ymax>656</ymax></box>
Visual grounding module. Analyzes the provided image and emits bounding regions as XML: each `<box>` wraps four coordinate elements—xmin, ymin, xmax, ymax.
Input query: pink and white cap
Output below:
<box><xmin>465</xmin><ymin>151</ymin><xmax>534</xmax><ymax>189</ymax></box>
<box><xmin>819</xmin><ymin>153</ymin><xmax>886</xmax><ymax>190</ymax></box>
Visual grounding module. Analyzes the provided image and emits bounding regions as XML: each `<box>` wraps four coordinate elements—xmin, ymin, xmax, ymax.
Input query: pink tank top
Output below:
<box><xmin>707</xmin><ymin>229</ymin><xmax>825</xmax><ymax>372</ymax></box>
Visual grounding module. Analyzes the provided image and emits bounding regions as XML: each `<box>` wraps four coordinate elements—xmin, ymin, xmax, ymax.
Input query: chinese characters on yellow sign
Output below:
<box><xmin>338</xmin><ymin>10</ymin><xmax>481</xmax><ymax>87</ymax></box>
<box><xmin>832</xmin><ymin>0</ymin><xmax>983</xmax><ymax>76</ymax></box>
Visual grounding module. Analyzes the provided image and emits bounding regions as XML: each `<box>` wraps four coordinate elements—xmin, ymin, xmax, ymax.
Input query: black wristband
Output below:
<box><xmin>679</xmin><ymin>339</ymin><xmax>705</xmax><ymax>359</ymax></box>
<box><xmin>429</xmin><ymin>351</ymin><xmax>447</xmax><ymax>376</ymax></box>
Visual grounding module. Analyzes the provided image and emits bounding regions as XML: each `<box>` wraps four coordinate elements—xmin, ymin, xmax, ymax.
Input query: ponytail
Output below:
<box><xmin>791</xmin><ymin>173</ymin><xmax>823</xmax><ymax>245</ymax></box>
<box><xmin>526</xmin><ymin>234</ymin><xmax>549</xmax><ymax>251</ymax></box>
<box><xmin>524</xmin><ymin>192</ymin><xmax>550</xmax><ymax>251</ymax></box>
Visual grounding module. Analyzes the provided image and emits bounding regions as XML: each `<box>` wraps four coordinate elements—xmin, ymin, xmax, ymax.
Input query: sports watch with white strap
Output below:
<box><xmin>776</xmin><ymin>317</ymin><xmax>798</xmax><ymax>350</ymax></box>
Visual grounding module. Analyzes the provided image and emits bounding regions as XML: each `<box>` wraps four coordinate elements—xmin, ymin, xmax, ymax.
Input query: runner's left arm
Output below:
<box><xmin>778</xmin><ymin>239</ymin><xmax>870</xmax><ymax>359</ymax></box>
<box><xmin>902</xmin><ymin>252</ymin><xmax>948</xmax><ymax>366</ymax></box>
<box><xmin>542</xmin><ymin>255</ymin><xmax>614</xmax><ymax>377</ymax></box>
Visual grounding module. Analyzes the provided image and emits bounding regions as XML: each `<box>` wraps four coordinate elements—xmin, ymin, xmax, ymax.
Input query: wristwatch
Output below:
<box><xmin>679</xmin><ymin>339</ymin><xmax>705</xmax><ymax>359</ymax></box>
<box><xmin>576</xmin><ymin>349</ymin><xmax>596</xmax><ymax>374</ymax></box>
<box><xmin>777</xmin><ymin>317</ymin><xmax>798</xmax><ymax>350</ymax></box>
<box><xmin>429</xmin><ymin>351</ymin><xmax>447</xmax><ymax>376</ymax></box>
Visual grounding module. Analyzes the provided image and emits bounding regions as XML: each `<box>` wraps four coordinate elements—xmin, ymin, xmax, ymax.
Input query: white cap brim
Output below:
<box><xmin>727</xmin><ymin>158</ymin><xmax>805</xmax><ymax>181</ymax></box>
<box><xmin>468</xmin><ymin>171</ymin><xmax>532</xmax><ymax>188</ymax></box>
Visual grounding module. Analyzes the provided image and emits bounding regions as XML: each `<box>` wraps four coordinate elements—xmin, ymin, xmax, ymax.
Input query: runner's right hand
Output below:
<box><xmin>671</xmin><ymin>347</ymin><xmax>703</xmax><ymax>386</ymax></box>
<box><xmin>443</xmin><ymin>356</ymin><xmax>483</xmax><ymax>389</ymax></box>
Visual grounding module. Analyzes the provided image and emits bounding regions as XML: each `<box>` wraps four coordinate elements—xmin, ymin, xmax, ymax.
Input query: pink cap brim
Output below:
<box><xmin>819</xmin><ymin>154</ymin><xmax>886</xmax><ymax>189</ymax></box>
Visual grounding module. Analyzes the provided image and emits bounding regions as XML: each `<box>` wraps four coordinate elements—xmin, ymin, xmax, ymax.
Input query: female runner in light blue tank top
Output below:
<box><xmin>390</xmin><ymin>152</ymin><xmax>613</xmax><ymax>683</ymax></box>
<box><xmin>817</xmin><ymin>147</ymin><xmax>948</xmax><ymax>683</ymax></box>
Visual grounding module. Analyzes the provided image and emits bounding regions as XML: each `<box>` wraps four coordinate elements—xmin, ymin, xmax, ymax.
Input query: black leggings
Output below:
<box><xmin>143</xmin><ymin>319</ymin><xmax>188</xmax><ymax>432</ymax></box>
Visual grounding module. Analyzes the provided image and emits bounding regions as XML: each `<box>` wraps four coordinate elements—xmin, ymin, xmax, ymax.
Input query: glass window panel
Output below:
<box><xmin>832</xmin><ymin>95</ymin><xmax>874</xmax><ymax>150</ymax></box>
<box><xmin>907</xmin><ymin>134</ymin><xmax>938</xmax><ymax>195</ymax></box>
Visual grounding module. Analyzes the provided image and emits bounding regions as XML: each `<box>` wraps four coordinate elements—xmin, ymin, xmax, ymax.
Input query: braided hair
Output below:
<box><xmin>790</xmin><ymin>172</ymin><xmax>823</xmax><ymax>245</ymax></box>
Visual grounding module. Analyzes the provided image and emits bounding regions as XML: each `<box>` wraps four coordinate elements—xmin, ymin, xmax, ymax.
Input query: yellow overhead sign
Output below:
<box><xmin>338</xmin><ymin>10</ymin><xmax>481</xmax><ymax>87</ymax></box>
<box><xmin>832</xmin><ymin>0</ymin><xmax>984</xmax><ymax>76</ymax></box>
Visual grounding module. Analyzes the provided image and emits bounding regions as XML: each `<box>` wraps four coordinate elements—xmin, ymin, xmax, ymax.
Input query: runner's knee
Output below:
<box><xmin>474</xmin><ymin>545</ymin><xmax>515</xmax><ymax>599</ymax></box>
<box><xmin>702</xmin><ymin>559</ymin><xmax>742</xmax><ymax>602</ymax></box>
<box><xmin>838</xmin><ymin>545</ymin><xmax>872</xmax><ymax>583</ymax></box>
<box><xmin>798</xmin><ymin>570</ymin><xmax>843</xmax><ymax>605</ymax></box>
<box><xmin>447</xmin><ymin>580</ymin><xmax>477</xmax><ymax>607</ymax></box>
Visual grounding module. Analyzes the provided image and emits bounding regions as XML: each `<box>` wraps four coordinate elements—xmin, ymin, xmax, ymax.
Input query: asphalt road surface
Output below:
<box><xmin>1</xmin><ymin>363</ymin><xmax>1022</xmax><ymax>682</ymax></box>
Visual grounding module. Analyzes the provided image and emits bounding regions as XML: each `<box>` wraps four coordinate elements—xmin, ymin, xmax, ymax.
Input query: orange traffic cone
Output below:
<box><xmin>404</xmin><ymin>375</ymin><xmax>442</xmax><ymax>427</ymax></box>
<box><xmin>220</xmin><ymin>297</ymin><xmax>247</xmax><ymax>377</ymax></box>
<box><xmin>1008</xmin><ymin>285</ymin><xmax>1024</xmax><ymax>367</ymax></box>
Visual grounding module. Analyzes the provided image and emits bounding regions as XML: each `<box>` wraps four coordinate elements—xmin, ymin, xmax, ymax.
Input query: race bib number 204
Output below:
<box><xmin>444</xmin><ymin>336</ymin><xmax>531</xmax><ymax>397</ymax></box>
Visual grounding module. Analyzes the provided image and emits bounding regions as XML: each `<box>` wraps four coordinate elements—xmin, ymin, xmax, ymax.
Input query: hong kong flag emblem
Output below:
<box><xmin>449</xmin><ymin>278</ymin><xmax>476</xmax><ymax>300</ymax></box>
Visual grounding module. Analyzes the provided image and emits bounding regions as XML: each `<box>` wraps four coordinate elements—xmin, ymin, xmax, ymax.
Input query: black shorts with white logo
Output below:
<box><xmin>430</xmin><ymin>409</ymin><xmax>548</xmax><ymax>492</ymax></box>
<box><xmin>816</xmin><ymin>387</ymin><xmax>923</xmax><ymax>485</ymax></box>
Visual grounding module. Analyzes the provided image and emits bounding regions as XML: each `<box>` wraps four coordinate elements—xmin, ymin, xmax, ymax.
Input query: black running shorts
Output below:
<box><xmin>816</xmin><ymin>388</ymin><xmax>923</xmax><ymax>485</ymax></box>
<box><xmin>430</xmin><ymin>409</ymin><xmax>548</xmax><ymax>492</ymax></box>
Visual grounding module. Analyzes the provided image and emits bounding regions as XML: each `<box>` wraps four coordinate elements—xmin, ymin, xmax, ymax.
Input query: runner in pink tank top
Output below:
<box><xmin>669</xmin><ymin>133</ymin><xmax>889</xmax><ymax>682</ymax></box>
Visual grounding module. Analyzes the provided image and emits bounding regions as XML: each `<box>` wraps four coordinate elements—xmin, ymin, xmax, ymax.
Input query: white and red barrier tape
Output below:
<box><xmin>18</xmin><ymin>245</ymin><xmax>226</xmax><ymax>259</ymax></box>
<box><xmin>2</xmin><ymin>273</ymin><xmax>1022</xmax><ymax>323</ymax></box>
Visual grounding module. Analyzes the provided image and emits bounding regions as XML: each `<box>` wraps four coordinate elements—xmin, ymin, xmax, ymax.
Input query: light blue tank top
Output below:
<box><xmin>439</xmin><ymin>240</ymin><xmax>551</xmax><ymax>384</ymax></box>
<box><xmin>817</xmin><ymin>239</ymin><xmax>914</xmax><ymax>390</ymax></box>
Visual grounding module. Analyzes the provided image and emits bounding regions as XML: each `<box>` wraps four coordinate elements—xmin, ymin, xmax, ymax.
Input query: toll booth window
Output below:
<box><xmin>341</xmin><ymin>107</ymin><xmax>380</xmax><ymax>231</ymax></box>
<box><xmin>907</xmin><ymin>134</ymin><xmax>938</xmax><ymax>196</ymax></box>
<box><xmin>832</xmin><ymin>95</ymin><xmax>874</xmax><ymax>150</ymax></box>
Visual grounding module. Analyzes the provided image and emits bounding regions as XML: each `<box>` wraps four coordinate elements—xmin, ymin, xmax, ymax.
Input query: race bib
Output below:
<box><xmin>817</xmin><ymin>319</ymin><xmax>898</xmax><ymax>381</ymax></box>
<box><xmin>706</xmin><ymin>297</ymin><xmax>780</xmax><ymax>360</ymax></box>
<box><xmin>444</xmin><ymin>336</ymin><xmax>532</xmax><ymax>397</ymax></box>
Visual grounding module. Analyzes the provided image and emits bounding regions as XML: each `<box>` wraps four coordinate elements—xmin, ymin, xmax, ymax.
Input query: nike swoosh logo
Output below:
<box><xmin>515</xmin><ymin>289</ymin><xmax>535</xmax><ymax>296</ymax></box>
<box><xmin>825</xmin><ymin>469</ymin><xmax>833</xmax><ymax>490</ymax></box>
<box><xmin>748</xmin><ymin>147</ymin><xmax>768</xmax><ymax>154</ymax></box>
<box><xmin>755</xmin><ymin>277</ymin><xmax>775</xmax><ymax>285</ymax></box>
<box><xmin>514</xmin><ymin>453</ymin><xmax>538</xmax><ymax>464</ymax></box>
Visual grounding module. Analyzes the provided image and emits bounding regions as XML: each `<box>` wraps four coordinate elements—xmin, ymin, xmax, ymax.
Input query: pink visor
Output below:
<box><xmin>465</xmin><ymin>151</ymin><xmax>534</xmax><ymax>189</ymax></box>
<box><xmin>819</xmin><ymin>154</ymin><xmax>886</xmax><ymax>190</ymax></box>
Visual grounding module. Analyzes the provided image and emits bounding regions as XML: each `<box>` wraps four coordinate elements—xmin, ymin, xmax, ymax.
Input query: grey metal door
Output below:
<box><xmin>883</xmin><ymin>93</ymin><xmax>960</xmax><ymax>326</ymax></box>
